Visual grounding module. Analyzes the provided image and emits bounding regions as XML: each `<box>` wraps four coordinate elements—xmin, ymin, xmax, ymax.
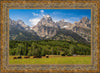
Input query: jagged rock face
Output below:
<box><xmin>33</xmin><ymin>25</ymin><xmax>57</xmax><ymax>38</ymax></box>
<box><xmin>56</xmin><ymin>19</ymin><xmax>74</xmax><ymax>30</ymax></box>
<box><xmin>36</xmin><ymin>15</ymin><xmax>57</xmax><ymax>28</ymax></box>
<box><xmin>74</xmin><ymin>17</ymin><xmax>91</xmax><ymax>28</ymax></box>
<box><xmin>9</xmin><ymin>16</ymin><xmax>91</xmax><ymax>43</ymax></box>
<box><xmin>9</xmin><ymin>18</ymin><xmax>40</xmax><ymax>41</ymax></box>
<box><xmin>9</xmin><ymin>18</ymin><xmax>30</xmax><ymax>31</ymax></box>
<box><xmin>49</xmin><ymin>29</ymin><xmax>88</xmax><ymax>43</ymax></box>
<box><xmin>31</xmin><ymin>16</ymin><xmax>91</xmax><ymax>42</ymax></box>
<box><xmin>17</xmin><ymin>20</ymin><xmax>30</xmax><ymax>30</ymax></box>
<box><xmin>9</xmin><ymin>18</ymin><xmax>17</xmax><ymax>25</ymax></box>
<box><xmin>32</xmin><ymin>15</ymin><xmax>58</xmax><ymax>38</ymax></box>
<box><xmin>72</xmin><ymin>17</ymin><xmax>91</xmax><ymax>42</ymax></box>
<box><xmin>80</xmin><ymin>17</ymin><xmax>89</xmax><ymax>23</ymax></box>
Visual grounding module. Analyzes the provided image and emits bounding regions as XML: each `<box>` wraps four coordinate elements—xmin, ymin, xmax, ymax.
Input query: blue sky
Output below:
<box><xmin>9</xmin><ymin>9</ymin><xmax>91</xmax><ymax>26</ymax></box>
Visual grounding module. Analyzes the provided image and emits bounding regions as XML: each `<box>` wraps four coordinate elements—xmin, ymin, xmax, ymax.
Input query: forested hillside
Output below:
<box><xmin>9</xmin><ymin>40</ymin><xmax>91</xmax><ymax>56</ymax></box>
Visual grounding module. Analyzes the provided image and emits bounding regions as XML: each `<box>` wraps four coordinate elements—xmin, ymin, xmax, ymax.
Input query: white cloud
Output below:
<box><xmin>29</xmin><ymin>18</ymin><xmax>41</xmax><ymax>26</ymax></box>
<box><xmin>32</xmin><ymin>12</ymin><xmax>39</xmax><ymax>16</ymax></box>
<box><xmin>40</xmin><ymin>10</ymin><xmax>44</xmax><ymax>13</ymax></box>
<box><xmin>29</xmin><ymin>10</ymin><xmax>45</xmax><ymax>26</ymax></box>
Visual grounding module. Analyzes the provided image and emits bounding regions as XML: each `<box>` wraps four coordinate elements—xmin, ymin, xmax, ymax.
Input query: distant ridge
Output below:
<box><xmin>9</xmin><ymin>15</ymin><xmax>91</xmax><ymax>43</ymax></box>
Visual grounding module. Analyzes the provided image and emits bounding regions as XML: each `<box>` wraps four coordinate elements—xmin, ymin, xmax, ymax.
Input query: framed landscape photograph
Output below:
<box><xmin>0</xmin><ymin>0</ymin><xmax>100</xmax><ymax>73</ymax></box>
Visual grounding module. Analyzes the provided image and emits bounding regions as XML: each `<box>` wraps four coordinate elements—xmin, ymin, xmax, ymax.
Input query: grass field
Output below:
<box><xmin>9</xmin><ymin>56</ymin><xmax>91</xmax><ymax>64</ymax></box>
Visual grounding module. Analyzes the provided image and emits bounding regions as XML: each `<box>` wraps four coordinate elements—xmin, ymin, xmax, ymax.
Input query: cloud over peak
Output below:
<box><xmin>29</xmin><ymin>10</ymin><xmax>45</xmax><ymax>26</ymax></box>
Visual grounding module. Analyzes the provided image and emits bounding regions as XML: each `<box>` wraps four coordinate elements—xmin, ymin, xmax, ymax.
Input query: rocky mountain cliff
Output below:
<box><xmin>9</xmin><ymin>15</ymin><xmax>91</xmax><ymax>43</ymax></box>
<box><xmin>74</xmin><ymin>17</ymin><xmax>91</xmax><ymax>28</ymax></box>
<box><xmin>72</xmin><ymin>17</ymin><xmax>91</xmax><ymax>42</ymax></box>
<box><xmin>9</xmin><ymin>18</ymin><xmax>30</xmax><ymax>31</ymax></box>
<box><xmin>9</xmin><ymin>19</ymin><xmax>40</xmax><ymax>41</ymax></box>
<box><xmin>31</xmin><ymin>15</ymin><xmax>58</xmax><ymax>38</ymax></box>
<box><xmin>55</xmin><ymin>19</ymin><xmax>74</xmax><ymax>30</ymax></box>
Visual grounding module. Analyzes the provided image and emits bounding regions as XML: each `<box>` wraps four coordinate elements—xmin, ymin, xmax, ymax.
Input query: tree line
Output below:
<box><xmin>9</xmin><ymin>40</ymin><xmax>91</xmax><ymax>56</ymax></box>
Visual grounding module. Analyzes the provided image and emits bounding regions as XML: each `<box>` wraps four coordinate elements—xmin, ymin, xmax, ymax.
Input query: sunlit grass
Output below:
<box><xmin>9</xmin><ymin>56</ymin><xmax>91</xmax><ymax>64</ymax></box>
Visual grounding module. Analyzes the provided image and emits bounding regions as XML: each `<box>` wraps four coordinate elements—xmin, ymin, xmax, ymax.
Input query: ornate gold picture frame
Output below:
<box><xmin>0</xmin><ymin>0</ymin><xmax>100</xmax><ymax>72</ymax></box>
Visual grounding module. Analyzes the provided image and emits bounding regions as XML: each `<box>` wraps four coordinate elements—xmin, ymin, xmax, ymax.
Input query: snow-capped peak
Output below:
<box><xmin>43</xmin><ymin>15</ymin><xmax>50</xmax><ymax>18</ymax></box>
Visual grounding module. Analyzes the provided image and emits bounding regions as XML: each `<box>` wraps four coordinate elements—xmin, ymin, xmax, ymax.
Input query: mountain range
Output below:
<box><xmin>9</xmin><ymin>15</ymin><xmax>91</xmax><ymax>43</ymax></box>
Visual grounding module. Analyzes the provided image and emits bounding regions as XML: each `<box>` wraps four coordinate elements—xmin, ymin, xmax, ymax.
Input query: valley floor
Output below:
<box><xmin>9</xmin><ymin>55</ymin><xmax>91</xmax><ymax>64</ymax></box>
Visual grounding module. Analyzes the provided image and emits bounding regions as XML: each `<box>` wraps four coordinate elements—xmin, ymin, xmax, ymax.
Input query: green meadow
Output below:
<box><xmin>9</xmin><ymin>56</ymin><xmax>91</xmax><ymax>64</ymax></box>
